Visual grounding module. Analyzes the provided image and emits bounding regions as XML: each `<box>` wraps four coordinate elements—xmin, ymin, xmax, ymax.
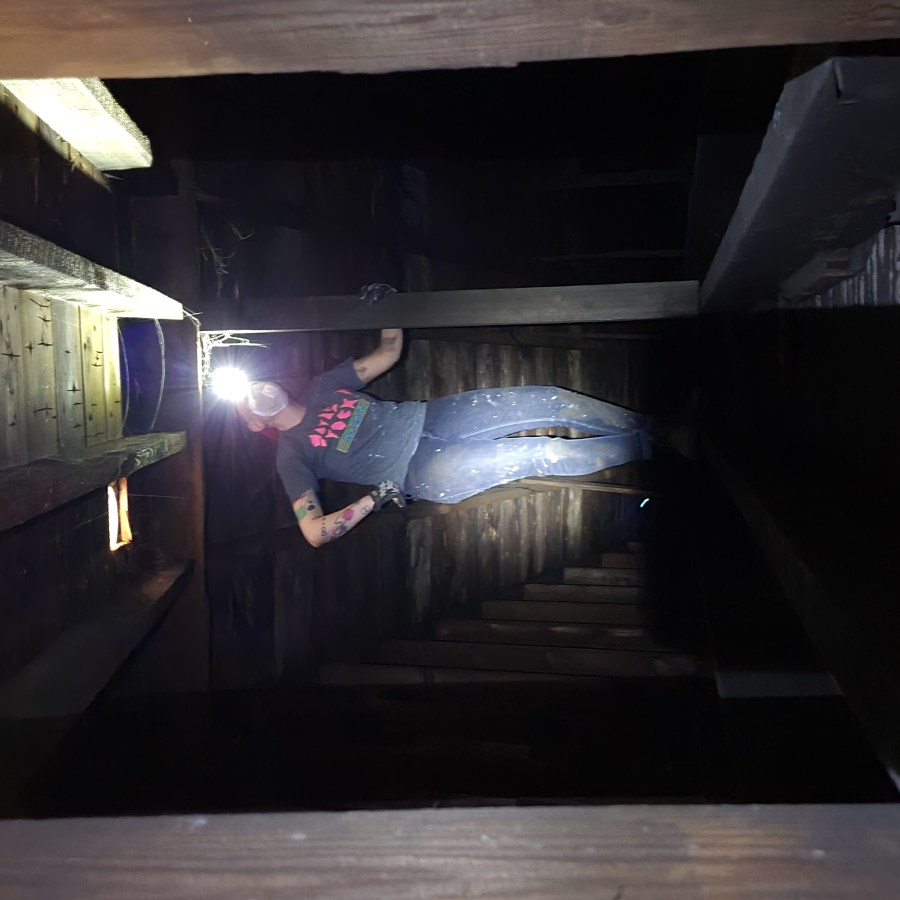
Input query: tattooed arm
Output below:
<box><xmin>292</xmin><ymin>489</ymin><xmax>375</xmax><ymax>548</ymax></box>
<box><xmin>352</xmin><ymin>328</ymin><xmax>403</xmax><ymax>385</ymax></box>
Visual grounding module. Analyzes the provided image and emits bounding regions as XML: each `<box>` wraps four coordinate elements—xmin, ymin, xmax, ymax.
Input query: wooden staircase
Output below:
<box><xmin>319</xmin><ymin>552</ymin><xmax>704</xmax><ymax>687</ymax></box>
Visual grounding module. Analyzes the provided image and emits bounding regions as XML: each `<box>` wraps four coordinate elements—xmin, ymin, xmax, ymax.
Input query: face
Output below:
<box><xmin>236</xmin><ymin>399</ymin><xmax>271</xmax><ymax>432</ymax></box>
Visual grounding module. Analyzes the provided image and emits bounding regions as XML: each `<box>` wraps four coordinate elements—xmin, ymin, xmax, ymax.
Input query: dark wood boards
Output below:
<box><xmin>701</xmin><ymin>57</ymin><xmax>900</xmax><ymax>312</ymax></box>
<box><xmin>523</xmin><ymin>583</ymin><xmax>645</xmax><ymax>603</ymax></box>
<box><xmin>482</xmin><ymin>599</ymin><xmax>642</xmax><ymax>626</ymax></box>
<box><xmin>0</xmin><ymin>2</ymin><xmax>899</xmax><ymax>79</ymax></box>
<box><xmin>0</xmin><ymin>561</ymin><xmax>191</xmax><ymax>718</ymax></box>
<box><xmin>564</xmin><ymin>566</ymin><xmax>647</xmax><ymax>587</ymax></box>
<box><xmin>375</xmin><ymin>639</ymin><xmax>698</xmax><ymax>677</ymax></box>
<box><xmin>2</xmin><ymin>804</ymin><xmax>900</xmax><ymax>898</ymax></box>
<box><xmin>435</xmin><ymin>619</ymin><xmax>654</xmax><ymax>650</ymax></box>
<box><xmin>205</xmin><ymin>282</ymin><xmax>699</xmax><ymax>332</ymax></box>
<box><xmin>0</xmin><ymin>431</ymin><xmax>186</xmax><ymax>532</ymax></box>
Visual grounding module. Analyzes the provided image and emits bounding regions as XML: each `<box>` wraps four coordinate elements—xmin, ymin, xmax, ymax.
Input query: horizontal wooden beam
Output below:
<box><xmin>0</xmin><ymin>78</ymin><xmax>151</xmax><ymax>170</ymax></box>
<box><xmin>208</xmin><ymin>283</ymin><xmax>698</xmax><ymax>332</ymax></box>
<box><xmin>0</xmin><ymin>561</ymin><xmax>191</xmax><ymax>719</ymax></box>
<box><xmin>702</xmin><ymin>434</ymin><xmax>900</xmax><ymax>784</ymax></box>
<box><xmin>2</xmin><ymin>804</ymin><xmax>899</xmax><ymax>897</ymax></box>
<box><xmin>0</xmin><ymin>432</ymin><xmax>186</xmax><ymax>532</ymax></box>
<box><xmin>0</xmin><ymin>221</ymin><xmax>182</xmax><ymax>319</ymax></box>
<box><xmin>0</xmin><ymin>2</ymin><xmax>899</xmax><ymax>79</ymax></box>
<box><xmin>701</xmin><ymin>57</ymin><xmax>900</xmax><ymax>313</ymax></box>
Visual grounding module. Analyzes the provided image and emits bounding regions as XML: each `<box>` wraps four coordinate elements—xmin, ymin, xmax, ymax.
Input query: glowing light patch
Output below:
<box><xmin>640</xmin><ymin>497</ymin><xmax>650</xmax><ymax>508</ymax></box>
<box><xmin>211</xmin><ymin>366</ymin><xmax>250</xmax><ymax>402</ymax></box>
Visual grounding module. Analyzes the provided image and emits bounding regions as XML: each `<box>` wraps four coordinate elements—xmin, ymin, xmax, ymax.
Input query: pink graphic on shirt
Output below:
<box><xmin>308</xmin><ymin>393</ymin><xmax>362</xmax><ymax>449</ymax></box>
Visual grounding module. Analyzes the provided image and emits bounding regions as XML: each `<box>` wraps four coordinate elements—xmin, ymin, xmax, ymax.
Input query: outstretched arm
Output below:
<box><xmin>352</xmin><ymin>329</ymin><xmax>403</xmax><ymax>385</ymax></box>
<box><xmin>292</xmin><ymin>489</ymin><xmax>374</xmax><ymax>548</ymax></box>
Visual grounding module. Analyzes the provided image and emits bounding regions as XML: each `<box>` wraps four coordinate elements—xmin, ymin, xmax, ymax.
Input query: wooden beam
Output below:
<box><xmin>701</xmin><ymin>57</ymin><xmax>900</xmax><ymax>313</ymax></box>
<box><xmin>208</xmin><ymin>282</ymin><xmax>698</xmax><ymax>333</ymax></box>
<box><xmin>0</xmin><ymin>78</ymin><xmax>151</xmax><ymax>171</ymax></box>
<box><xmin>0</xmin><ymin>220</ymin><xmax>182</xmax><ymax>319</ymax></box>
<box><xmin>0</xmin><ymin>431</ymin><xmax>186</xmax><ymax>533</ymax></box>
<box><xmin>1</xmin><ymin>805</ymin><xmax>899</xmax><ymax>897</ymax></box>
<box><xmin>702</xmin><ymin>435</ymin><xmax>900</xmax><ymax>784</ymax></box>
<box><xmin>0</xmin><ymin>561</ymin><xmax>191</xmax><ymax>719</ymax></box>
<box><xmin>0</xmin><ymin>2</ymin><xmax>898</xmax><ymax>79</ymax></box>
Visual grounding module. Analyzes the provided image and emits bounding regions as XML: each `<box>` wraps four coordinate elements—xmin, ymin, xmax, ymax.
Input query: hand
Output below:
<box><xmin>359</xmin><ymin>283</ymin><xmax>397</xmax><ymax>306</ymax></box>
<box><xmin>369</xmin><ymin>480</ymin><xmax>407</xmax><ymax>510</ymax></box>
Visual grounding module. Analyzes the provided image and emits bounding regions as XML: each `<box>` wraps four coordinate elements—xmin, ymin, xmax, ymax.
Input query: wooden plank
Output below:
<box><xmin>0</xmin><ymin>562</ymin><xmax>191</xmax><ymax>719</ymax></box>
<box><xmin>601</xmin><ymin>551</ymin><xmax>646</xmax><ymax>568</ymax></box>
<box><xmin>702</xmin><ymin>57</ymin><xmax>900</xmax><ymax>312</ymax></box>
<box><xmin>2</xmin><ymin>804</ymin><xmax>900</xmax><ymax>898</ymax></box>
<box><xmin>0</xmin><ymin>431</ymin><xmax>186</xmax><ymax>533</ymax></box>
<box><xmin>18</xmin><ymin>290</ymin><xmax>57</xmax><ymax>460</ymax></box>
<box><xmin>435</xmin><ymin>618</ymin><xmax>661</xmax><ymax>651</ymax></box>
<box><xmin>50</xmin><ymin>297</ymin><xmax>85</xmax><ymax>453</ymax></box>
<box><xmin>0</xmin><ymin>284</ymin><xmax>27</xmax><ymax>469</ymax></box>
<box><xmin>523</xmin><ymin>583</ymin><xmax>645</xmax><ymax>603</ymax></box>
<box><xmin>0</xmin><ymin>2</ymin><xmax>899</xmax><ymax>79</ymax></box>
<box><xmin>0</xmin><ymin>220</ymin><xmax>182</xmax><ymax>319</ymax></box>
<box><xmin>375</xmin><ymin>639</ymin><xmax>699</xmax><ymax>678</ymax></box>
<box><xmin>318</xmin><ymin>662</ymin><xmax>587</xmax><ymax>687</ymax></box>
<box><xmin>79</xmin><ymin>305</ymin><xmax>108</xmax><ymax>446</ymax></box>
<box><xmin>206</xmin><ymin>282</ymin><xmax>699</xmax><ymax>332</ymax></box>
<box><xmin>0</xmin><ymin>78</ymin><xmax>151</xmax><ymax>170</ymax></box>
<box><xmin>564</xmin><ymin>566</ymin><xmax>647</xmax><ymax>587</ymax></box>
<box><xmin>482</xmin><ymin>599</ymin><xmax>642</xmax><ymax>626</ymax></box>
<box><xmin>102</xmin><ymin>315</ymin><xmax>122</xmax><ymax>440</ymax></box>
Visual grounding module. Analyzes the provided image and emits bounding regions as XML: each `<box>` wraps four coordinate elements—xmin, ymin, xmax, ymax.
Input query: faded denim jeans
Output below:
<box><xmin>404</xmin><ymin>386</ymin><xmax>651</xmax><ymax>503</ymax></box>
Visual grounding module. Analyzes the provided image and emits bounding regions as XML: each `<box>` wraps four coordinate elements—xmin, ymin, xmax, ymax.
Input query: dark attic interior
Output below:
<box><xmin>2</xmin><ymin>5</ymin><xmax>900</xmax><ymax>894</ymax></box>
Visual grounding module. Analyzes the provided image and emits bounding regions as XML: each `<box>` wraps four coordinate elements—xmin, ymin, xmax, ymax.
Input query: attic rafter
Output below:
<box><xmin>0</xmin><ymin>2</ymin><xmax>898</xmax><ymax>79</ymax></box>
<box><xmin>205</xmin><ymin>282</ymin><xmax>698</xmax><ymax>333</ymax></box>
<box><xmin>0</xmin><ymin>221</ymin><xmax>183</xmax><ymax>319</ymax></box>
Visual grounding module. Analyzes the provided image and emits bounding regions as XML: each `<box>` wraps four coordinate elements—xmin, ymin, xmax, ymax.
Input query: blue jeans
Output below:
<box><xmin>404</xmin><ymin>386</ymin><xmax>651</xmax><ymax>503</ymax></box>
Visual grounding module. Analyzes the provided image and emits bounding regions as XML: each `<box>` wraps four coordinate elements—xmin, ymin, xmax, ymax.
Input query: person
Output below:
<box><xmin>237</xmin><ymin>328</ymin><xmax>653</xmax><ymax>548</ymax></box>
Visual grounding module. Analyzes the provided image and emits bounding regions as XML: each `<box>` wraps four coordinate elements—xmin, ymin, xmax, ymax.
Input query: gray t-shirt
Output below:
<box><xmin>276</xmin><ymin>358</ymin><xmax>425</xmax><ymax>503</ymax></box>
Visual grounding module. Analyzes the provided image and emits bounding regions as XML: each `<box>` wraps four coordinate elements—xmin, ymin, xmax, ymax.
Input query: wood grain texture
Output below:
<box><xmin>0</xmin><ymin>1</ymin><xmax>898</xmax><ymax>79</ymax></box>
<box><xmin>79</xmin><ymin>305</ymin><xmax>108</xmax><ymax>445</ymax></box>
<box><xmin>18</xmin><ymin>291</ymin><xmax>58</xmax><ymax>460</ymax></box>
<box><xmin>1</xmin><ymin>804</ymin><xmax>899</xmax><ymax>898</ymax></box>
<box><xmin>50</xmin><ymin>297</ymin><xmax>85</xmax><ymax>453</ymax></box>
<box><xmin>207</xmin><ymin>282</ymin><xmax>698</xmax><ymax>332</ymax></box>
<box><xmin>0</xmin><ymin>284</ymin><xmax>27</xmax><ymax>468</ymax></box>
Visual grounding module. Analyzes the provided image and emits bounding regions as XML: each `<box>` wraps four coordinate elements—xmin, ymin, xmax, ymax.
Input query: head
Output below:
<box><xmin>236</xmin><ymin>381</ymin><xmax>291</xmax><ymax>432</ymax></box>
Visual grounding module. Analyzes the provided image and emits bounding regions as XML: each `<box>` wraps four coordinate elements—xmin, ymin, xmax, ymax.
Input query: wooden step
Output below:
<box><xmin>435</xmin><ymin>618</ymin><xmax>657</xmax><ymax>650</ymax></box>
<box><xmin>600</xmin><ymin>551</ymin><xmax>646</xmax><ymax>568</ymax></box>
<box><xmin>375</xmin><ymin>640</ymin><xmax>699</xmax><ymax>678</ymax></box>
<box><xmin>481</xmin><ymin>600</ymin><xmax>641</xmax><ymax>625</ymax></box>
<box><xmin>318</xmin><ymin>662</ymin><xmax>609</xmax><ymax>687</ymax></box>
<box><xmin>523</xmin><ymin>583</ymin><xmax>644</xmax><ymax>603</ymax></box>
<box><xmin>563</xmin><ymin>566</ymin><xmax>646</xmax><ymax>587</ymax></box>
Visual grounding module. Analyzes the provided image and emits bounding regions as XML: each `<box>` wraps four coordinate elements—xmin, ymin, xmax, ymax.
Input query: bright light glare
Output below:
<box><xmin>211</xmin><ymin>367</ymin><xmax>250</xmax><ymax>402</ymax></box>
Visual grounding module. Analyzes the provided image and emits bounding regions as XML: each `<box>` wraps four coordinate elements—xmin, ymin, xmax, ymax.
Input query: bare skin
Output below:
<box><xmin>238</xmin><ymin>328</ymin><xmax>404</xmax><ymax>548</ymax></box>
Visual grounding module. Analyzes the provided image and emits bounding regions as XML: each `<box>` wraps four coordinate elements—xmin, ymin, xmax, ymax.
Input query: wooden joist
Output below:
<box><xmin>203</xmin><ymin>282</ymin><xmax>698</xmax><ymax>333</ymax></box>
<box><xmin>701</xmin><ymin>57</ymin><xmax>900</xmax><ymax>312</ymax></box>
<box><xmin>2</xmin><ymin>804</ymin><xmax>899</xmax><ymax>898</ymax></box>
<box><xmin>0</xmin><ymin>562</ymin><xmax>191</xmax><ymax>719</ymax></box>
<box><xmin>0</xmin><ymin>221</ymin><xmax>182</xmax><ymax>319</ymax></box>
<box><xmin>0</xmin><ymin>78</ymin><xmax>151</xmax><ymax>171</ymax></box>
<box><xmin>0</xmin><ymin>432</ymin><xmax>186</xmax><ymax>533</ymax></box>
<box><xmin>0</xmin><ymin>2</ymin><xmax>899</xmax><ymax>79</ymax></box>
